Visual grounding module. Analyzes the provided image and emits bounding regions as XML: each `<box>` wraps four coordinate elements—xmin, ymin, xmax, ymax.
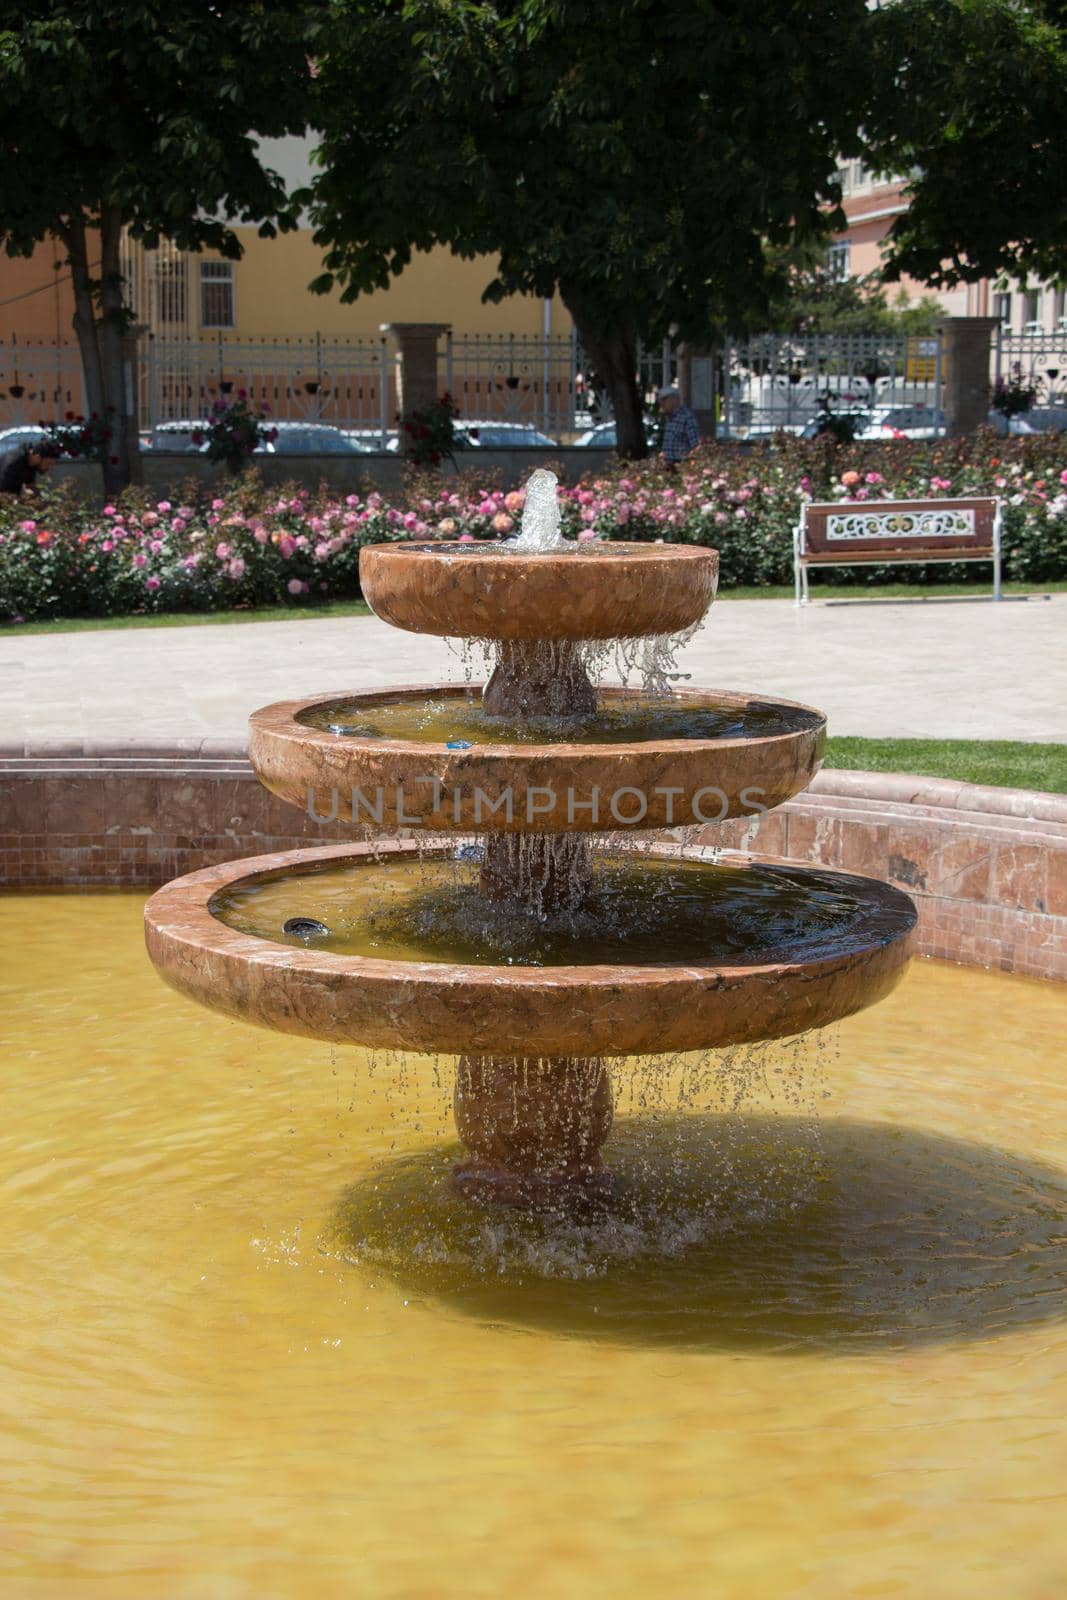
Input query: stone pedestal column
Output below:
<box><xmin>938</xmin><ymin>317</ymin><xmax>998</xmax><ymax>437</ymax></box>
<box><xmin>382</xmin><ymin>322</ymin><xmax>450</xmax><ymax>448</ymax></box>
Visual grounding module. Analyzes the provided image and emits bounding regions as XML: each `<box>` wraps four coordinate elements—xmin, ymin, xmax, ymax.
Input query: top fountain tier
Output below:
<box><xmin>359</xmin><ymin>540</ymin><xmax>718</xmax><ymax>641</ymax></box>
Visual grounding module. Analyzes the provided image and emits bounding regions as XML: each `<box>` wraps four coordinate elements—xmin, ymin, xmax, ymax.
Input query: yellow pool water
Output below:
<box><xmin>3</xmin><ymin>891</ymin><xmax>1067</xmax><ymax>1599</ymax></box>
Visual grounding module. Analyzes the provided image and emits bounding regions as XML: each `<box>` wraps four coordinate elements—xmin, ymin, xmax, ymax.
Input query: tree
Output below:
<box><xmin>862</xmin><ymin>0</ymin><xmax>1067</xmax><ymax>291</ymax></box>
<box><xmin>763</xmin><ymin>248</ymin><xmax>946</xmax><ymax>337</ymax></box>
<box><xmin>0</xmin><ymin>3</ymin><xmax>325</xmax><ymax>492</ymax></box>
<box><xmin>306</xmin><ymin>0</ymin><xmax>882</xmax><ymax>458</ymax></box>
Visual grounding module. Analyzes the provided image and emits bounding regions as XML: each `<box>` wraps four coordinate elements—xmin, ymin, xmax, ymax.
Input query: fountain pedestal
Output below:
<box><xmin>453</xmin><ymin>1054</ymin><xmax>614</xmax><ymax>1208</ymax></box>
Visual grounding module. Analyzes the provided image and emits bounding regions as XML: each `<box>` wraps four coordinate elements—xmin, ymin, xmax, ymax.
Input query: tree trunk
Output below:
<box><xmin>97</xmin><ymin>205</ymin><xmax>138</xmax><ymax>494</ymax></box>
<box><xmin>63</xmin><ymin>218</ymin><xmax>105</xmax><ymax>424</ymax></box>
<box><xmin>561</xmin><ymin>288</ymin><xmax>647</xmax><ymax>461</ymax></box>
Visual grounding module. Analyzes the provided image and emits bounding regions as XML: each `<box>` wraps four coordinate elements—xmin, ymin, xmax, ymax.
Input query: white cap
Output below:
<box><xmin>657</xmin><ymin>385</ymin><xmax>680</xmax><ymax>400</ymax></box>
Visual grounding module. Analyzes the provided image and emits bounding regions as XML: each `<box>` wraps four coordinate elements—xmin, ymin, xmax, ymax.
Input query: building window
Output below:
<box><xmin>827</xmin><ymin>241</ymin><xmax>851</xmax><ymax>282</ymax></box>
<box><xmin>200</xmin><ymin>261</ymin><xmax>235</xmax><ymax>329</ymax></box>
<box><xmin>993</xmin><ymin>292</ymin><xmax>1012</xmax><ymax>330</ymax></box>
<box><xmin>1023</xmin><ymin>289</ymin><xmax>1042</xmax><ymax>330</ymax></box>
<box><xmin>155</xmin><ymin>256</ymin><xmax>188</xmax><ymax>325</ymax></box>
<box><xmin>839</xmin><ymin>160</ymin><xmax>866</xmax><ymax>196</ymax></box>
<box><xmin>1054</xmin><ymin>286</ymin><xmax>1067</xmax><ymax>330</ymax></box>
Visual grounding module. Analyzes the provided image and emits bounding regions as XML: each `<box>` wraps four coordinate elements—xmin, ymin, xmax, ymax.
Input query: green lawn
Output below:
<box><xmin>724</xmin><ymin>580</ymin><xmax>1067</xmax><ymax>601</ymax></box>
<box><xmin>2</xmin><ymin>580</ymin><xmax>1063</xmax><ymax>635</ymax></box>
<box><xmin>0</xmin><ymin>599</ymin><xmax>371</xmax><ymax>636</ymax></box>
<box><xmin>824</xmin><ymin>737</ymin><xmax>1067</xmax><ymax>794</ymax></box>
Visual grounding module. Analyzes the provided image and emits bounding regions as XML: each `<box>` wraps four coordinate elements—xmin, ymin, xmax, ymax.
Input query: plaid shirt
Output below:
<box><xmin>662</xmin><ymin>403</ymin><xmax>700</xmax><ymax>462</ymax></box>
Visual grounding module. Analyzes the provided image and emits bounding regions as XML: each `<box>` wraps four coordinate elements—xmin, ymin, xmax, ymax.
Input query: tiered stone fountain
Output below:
<box><xmin>145</xmin><ymin>471</ymin><xmax>917</xmax><ymax>1208</ymax></box>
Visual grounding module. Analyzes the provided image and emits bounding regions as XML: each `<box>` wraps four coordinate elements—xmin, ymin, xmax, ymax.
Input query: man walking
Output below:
<box><xmin>658</xmin><ymin>386</ymin><xmax>700</xmax><ymax>467</ymax></box>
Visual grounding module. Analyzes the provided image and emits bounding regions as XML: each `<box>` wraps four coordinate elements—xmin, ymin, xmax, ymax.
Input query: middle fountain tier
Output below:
<box><xmin>145</xmin><ymin>470</ymin><xmax>917</xmax><ymax>1207</ymax></box>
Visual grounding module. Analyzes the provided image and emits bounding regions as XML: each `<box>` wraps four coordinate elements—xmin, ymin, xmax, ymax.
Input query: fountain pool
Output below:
<box><xmin>4</xmin><ymin>890</ymin><xmax>1067</xmax><ymax>1597</ymax></box>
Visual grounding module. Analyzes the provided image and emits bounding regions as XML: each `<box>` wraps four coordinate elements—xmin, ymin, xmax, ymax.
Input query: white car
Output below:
<box><xmin>856</xmin><ymin>404</ymin><xmax>946</xmax><ymax>440</ymax></box>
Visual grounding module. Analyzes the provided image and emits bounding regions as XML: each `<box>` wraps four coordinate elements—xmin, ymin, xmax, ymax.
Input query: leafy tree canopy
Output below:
<box><xmin>306</xmin><ymin>0</ymin><xmax>879</xmax><ymax>455</ymax></box>
<box><xmin>763</xmin><ymin>243</ymin><xmax>946</xmax><ymax>336</ymax></box>
<box><xmin>862</xmin><ymin>0</ymin><xmax>1067</xmax><ymax>288</ymax></box>
<box><xmin>0</xmin><ymin>1</ymin><xmax>326</xmax><ymax>487</ymax></box>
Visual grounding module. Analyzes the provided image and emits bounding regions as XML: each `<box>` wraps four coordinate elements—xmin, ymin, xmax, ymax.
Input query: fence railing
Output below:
<box><xmin>0</xmin><ymin>337</ymin><xmax>87</xmax><ymax>428</ymax></box>
<box><xmin>718</xmin><ymin>333</ymin><xmax>943</xmax><ymax>439</ymax></box>
<box><xmin>0</xmin><ymin>328</ymin><xmax>957</xmax><ymax>446</ymax></box>
<box><xmin>994</xmin><ymin>327</ymin><xmax>1067</xmax><ymax>420</ymax></box>
<box><xmin>443</xmin><ymin>333</ymin><xmax>580</xmax><ymax>437</ymax></box>
<box><xmin>143</xmin><ymin>334</ymin><xmax>395</xmax><ymax>441</ymax></box>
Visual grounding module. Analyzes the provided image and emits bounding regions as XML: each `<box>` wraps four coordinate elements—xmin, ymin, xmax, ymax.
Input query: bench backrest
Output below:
<box><xmin>801</xmin><ymin>497</ymin><xmax>999</xmax><ymax>557</ymax></box>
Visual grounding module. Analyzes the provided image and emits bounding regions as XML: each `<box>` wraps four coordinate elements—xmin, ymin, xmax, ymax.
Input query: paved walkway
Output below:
<box><xmin>1</xmin><ymin>594</ymin><xmax>1064</xmax><ymax>751</ymax></box>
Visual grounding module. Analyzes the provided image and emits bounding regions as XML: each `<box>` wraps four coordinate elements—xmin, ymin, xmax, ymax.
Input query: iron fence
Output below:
<box><xmin>142</xmin><ymin>334</ymin><xmax>395</xmax><ymax>442</ymax></box>
<box><xmin>443</xmin><ymin>333</ymin><xmax>579</xmax><ymax>438</ymax></box>
<box><xmin>718</xmin><ymin>332</ymin><xmax>943</xmax><ymax>439</ymax></box>
<box><xmin>0</xmin><ymin>337</ymin><xmax>87</xmax><ymax>428</ymax></box>
<box><xmin>994</xmin><ymin>328</ymin><xmax>1067</xmax><ymax>421</ymax></box>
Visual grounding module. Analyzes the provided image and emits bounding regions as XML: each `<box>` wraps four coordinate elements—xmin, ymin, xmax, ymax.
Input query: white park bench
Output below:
<box><xmin>794</xmin><ymin>496</ymin><xmax>1003</xmax><ymax>604</ymax></box>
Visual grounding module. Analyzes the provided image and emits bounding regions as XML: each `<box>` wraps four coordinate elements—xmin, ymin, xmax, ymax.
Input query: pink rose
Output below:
<box><xmin>228</xmin><ymin>557</ymin><xmax>246</xmax><ymax>580</ymax></box>
<box><xmin>156</xmin><ymin>500</ymin><xmax>172</xmax><ymax>513</ymax></box>
<box><xmin>145</xmin><ymin>575</ymin><xmax>161</xmax><ymax>591</ymax></box>
<box><xmin>132</xmin><ymin>551</ymin><xmax>147</xmax><ymax>569</ymax></box>
<box><xmin>491</xmin><ymin>512</ymin><xmax>513</xmax><ymax>534</ymax></box>
<box><xmin>278</xmin><ymin>535</ymin><xmax>296</xmax><ymax>558</ymax></box>
<box><xmin>287</xmin><ymin>577</ymin><xmax>307</xmax><ymax>595</ymax></box>
<box><xmin>211</xmin><ymin>498</ymin><xmax>225</xmax><ymax>511</ymax></box>
<box><xmin>840</xmin><ymin>471</ymin><xmax>860</xmax><ymax>487</ymax></box>
<box><xmin>215</xmin><ymin>541</ymin><xmax>231</xmax><ymax>559</ymax></box>
<box><xmin>253</xmin><ymin>526</ymin><xmax>268</xmax><ymax>544</ymax></box>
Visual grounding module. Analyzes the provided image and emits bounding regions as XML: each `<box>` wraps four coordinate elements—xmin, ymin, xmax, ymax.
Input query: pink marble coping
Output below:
<box><xmin>247</xmin><ymin>684</ymin><xmax>827</xmax><ymax>833</ymax></box>
<box><xmin>143</xmin><ymin>839</ymin><xmax>917</xmax><ymax>1059</ymax></box>
<box><xmin>358</xmin><ymin>540</ymin><xmax>719</xmax><ymax>640</ymax></box>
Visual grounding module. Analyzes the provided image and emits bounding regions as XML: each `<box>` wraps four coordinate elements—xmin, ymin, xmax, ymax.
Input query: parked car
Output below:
<box><xmin>987</xmin><ymin>407</ymin><xmax>1067</xmax><ymax>435</ymax></box>
<box><xmin>574</xmin><ymin>422</ymin><xmax>660</xmax><ymax>449</ymax></box>
<box><xmin>0</xmin><ymin>424</ymin><xmax>50</xmax><ymax>455</ymax></box>
<box><xmin>855</xmin><ymin>404</ymin><xmax>947</xmax><ymax>440</ymax></box>
<box><xmin>145</xmin><ymin>420</ymin><xmax>211</xmax><ymax>453</ymax></box>
<box><xmin>146</xmin><ymin>419</ymin><xmax>372</xmax><ymax>455</ymax></box>
<box><xmin>457</xmin><ymin>421</ymin><xmax>558</xmax><ymax>449</ymax></box>
<box><xmin>265</xmin><ymin>422</ymin><xmax>372</xmax><ymax>455</ymax></box>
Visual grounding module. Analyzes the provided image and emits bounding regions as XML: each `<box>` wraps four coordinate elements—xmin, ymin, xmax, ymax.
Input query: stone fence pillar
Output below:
<box><xmin>938</xmin><ymin>316</ymin><xmax>998</xmax><ymax>437</ymax></box>
<box><xmin>382</xmin><ymin>323</ymin><xmax>450</xmax><ymax>447</ymax></box>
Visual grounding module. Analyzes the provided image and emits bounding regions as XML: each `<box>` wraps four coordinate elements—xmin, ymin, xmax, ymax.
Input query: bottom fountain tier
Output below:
<box><xmin>144</xmin><ymin>838</ymin><xmax>916</xmax><ymax>1208</ymax></box>
<box><xmin>143</xmin><ymin>839</ymin><xmax>917</xmax><ymax>1059</ymax></box>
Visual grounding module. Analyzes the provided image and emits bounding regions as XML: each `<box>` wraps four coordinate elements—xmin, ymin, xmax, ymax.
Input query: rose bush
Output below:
<box><xmin>1</xmin><ymin>429</ymin><xmax>1065</xmax><ymax>622</ymax></box>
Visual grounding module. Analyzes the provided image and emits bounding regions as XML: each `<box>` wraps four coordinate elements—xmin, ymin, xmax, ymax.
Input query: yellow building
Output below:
<box><xmin>0</xmin><ymin>137</ymin><xmax>571</xmax><ymax>347</ymax></box>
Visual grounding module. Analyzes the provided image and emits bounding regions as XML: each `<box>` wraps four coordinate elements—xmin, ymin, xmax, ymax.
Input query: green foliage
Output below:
<box><xmin>862</xmin><ymin>0</ymin><xmax>1067</xmax><ymax>287</ymax></box>
<box><xmin>305</xmin><ymin>0</ymin><xmax>880</xmax><ymax>454</ymax></box>
<box><xmin>0</xmin><ymin>3</ymin><xmax>324</xmax><ymax>261</ymax></box>
<box><xmin>764</xmin><ymin>248</ymin><xmax>946</xmax><ymax>336</ymax></box>
<box><xmin>0</xmin><ymin>2</ymin><xmax>325</xmax><ymax>490</ymax></box>
<box><xmin>2</xmin><ymin>433</ymin><xmax>1066</xmax><ymax>623</ymax></box>
<box><xmin>401</xmin><ymin>393</ymin><xmax>465</xmax><ymax>466</ymax></box>
<box><xmin>824</xmin><ymin>737</ymin><xmax>1067</xmax><ymax>794</ymax></box>
<box><xmin>196</xmin><ymin>394</ymin><xmax>279</xmax><ymax>475</ymax></box>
